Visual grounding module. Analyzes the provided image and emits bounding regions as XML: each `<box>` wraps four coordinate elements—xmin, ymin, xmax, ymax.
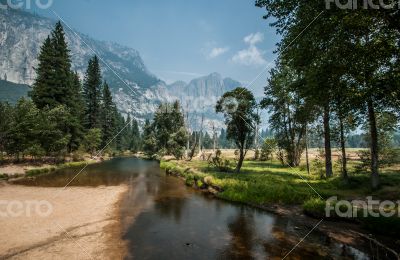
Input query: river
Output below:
<box><xmin>15</xmin><ymin>157</ymin><xmax>377</xmax><ymax>259</ymax></box>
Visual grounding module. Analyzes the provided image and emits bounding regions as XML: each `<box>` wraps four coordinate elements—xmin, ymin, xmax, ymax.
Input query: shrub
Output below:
<box><xmin>355</xmin><ymin>148</ymin><xmax>400</xmax><ymax>174</ymax></box>
<box><xmin>185</xmin><ymin>174</ymin><xmax>195</xmax><ymax>186</ymax></box>
<box><xmin>209</xmin><ymin>149</ymin><xmax>231</xmax><ymax>172</ymax></box>
<box><xmin>260</xmin><ymin>138</ymin><xmax>277</xmax><ymax>161</ymax></box>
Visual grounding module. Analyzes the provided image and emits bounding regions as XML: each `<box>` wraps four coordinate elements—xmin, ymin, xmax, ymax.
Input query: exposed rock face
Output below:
<box><xmin>0</xmin><ymin>8</ymin><xmax>242</xmax><ymax>128</ymax></box>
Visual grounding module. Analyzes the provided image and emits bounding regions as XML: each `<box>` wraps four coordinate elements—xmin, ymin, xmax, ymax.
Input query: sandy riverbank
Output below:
<box><xmin>0</xmin><ymin>183</ymin><xmax>128</xmax><ymax>259</ymax></box>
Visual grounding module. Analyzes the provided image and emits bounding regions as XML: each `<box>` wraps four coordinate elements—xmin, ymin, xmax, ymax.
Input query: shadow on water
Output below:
<box><xmin>12</xmin><ymin>157</ymin><xmax>388</xmax><ymax>259</ymax></box>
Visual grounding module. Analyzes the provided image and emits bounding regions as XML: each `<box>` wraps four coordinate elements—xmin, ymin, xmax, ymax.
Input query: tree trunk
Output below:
<box><xmin>323</xmin><ymin>104</ymin><xmax>333</xmax><ymax>178</ymax></box>
<box><xmin>368</xmin><ymin>100</ymin><xmax>380</xmax><ymax>189</ymax></box>
<box><xmin>339</xmin><ymin>117</ymin><xmax>348</xmax><ymax>182</ymax></box>
<box><xmin>236</xmin><ymin>148</ymin><xmax>245</xmax><ymax>173</ymax></box>
<box><xmin>305</xmin><ymin>125</ymin><xmax>310</xmax><ymax>175</ymax></box>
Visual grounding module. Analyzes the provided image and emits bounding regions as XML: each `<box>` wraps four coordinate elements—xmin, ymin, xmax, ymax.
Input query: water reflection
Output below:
<box><xmin>12</xmin><ymin>157</ymin><xmax>384</xmax><ymax>259</ymax></box>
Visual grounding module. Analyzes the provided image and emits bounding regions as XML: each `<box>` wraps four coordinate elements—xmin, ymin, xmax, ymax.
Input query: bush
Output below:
<box><xmin>185</xmin><ymin>174</ymin><xmax>195</xmax><ymax>186</ymax></box>
<box><xmin>260</xmin><ymin>138</ymin><xmax>277</xmax><ymax>161</ymax></box>
<box><xmin>356</xmin><ymin>148</ymin><xmax>400</xmax><ymax>174</ymax></box>
<box><xmin>209</xmin><ymin>149</ymin><xmax>231</xmax><ymax>172</ymax></box>
<box><xmin>24</xmin><ymin>144</ymin><xmax>45</xmax><ymax>160</ymax></box>
<box><xmin>312</xmin><ymin>149</ymin><xmax>325</xmax><ymax>178</ymax></box>
<box><xmin>72</xmin><ymin>151</ymin><xmax>84</xmax><ymax>162</ymax></box>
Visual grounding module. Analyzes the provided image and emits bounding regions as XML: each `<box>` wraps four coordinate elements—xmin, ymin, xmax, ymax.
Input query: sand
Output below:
<box><xmin>0</xmin><ymin>183</ymin><xmax>127</xmax><ymax>259</ymax></box>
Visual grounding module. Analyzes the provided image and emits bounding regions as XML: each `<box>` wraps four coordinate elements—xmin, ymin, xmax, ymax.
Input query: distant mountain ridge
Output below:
<box><xmin>0</xmin><ymin>79</ymin><xmax>30</xmax><ymax>104</ymax></box>
<box><xmin>0</xmin><ymin>8</ymin><xmax>243</xmax><ymax>128</ymax></box>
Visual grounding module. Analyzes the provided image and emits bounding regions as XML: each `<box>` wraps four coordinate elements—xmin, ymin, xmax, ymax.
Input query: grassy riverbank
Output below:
<box><xmin>160</xmin><ymin>158</ymin><xmax>400</xmax><ymax>237</ymax></box>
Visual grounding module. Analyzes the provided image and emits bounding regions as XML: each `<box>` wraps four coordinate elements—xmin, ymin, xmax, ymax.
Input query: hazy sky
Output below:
<box><xmin>34</xmin><ymin>0</ymin><xmax>280</xmax><ymax>96</ymax></box>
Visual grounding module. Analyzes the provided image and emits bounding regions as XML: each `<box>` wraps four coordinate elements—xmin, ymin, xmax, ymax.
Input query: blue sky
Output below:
<box><xmin>35</xmin><ymin>0</ymin><xmax>279</xmax><ymax>96</ymax></box>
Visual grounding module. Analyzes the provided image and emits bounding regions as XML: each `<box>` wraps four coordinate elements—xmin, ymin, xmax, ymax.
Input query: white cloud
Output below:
<box><xmin>207</xmin><ymin>47</ymin><xmax>229</xmax><ymax>59</ymax></box>
<box><xmin>232</xmin><ymin>32</ymin><xmax>267</xmax><ymax>66</ymax></box>
<box><xmin>232</xmin><ymin>46</ymin><xmax>266</xmax><ymax>66</ymax></box>
<box><xmin>244</xmin><ymin>32</ymin><xmax>264</xmax><ymax>45</ymax></box>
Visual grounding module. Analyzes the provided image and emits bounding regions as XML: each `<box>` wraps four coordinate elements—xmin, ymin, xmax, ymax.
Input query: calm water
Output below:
<box><xmin>15</xmin><ymin>158</ymin><xmax>383</xmax><ymax>259</ymax></box>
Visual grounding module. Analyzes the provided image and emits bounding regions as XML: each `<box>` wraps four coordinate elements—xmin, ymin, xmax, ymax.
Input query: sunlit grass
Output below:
<box><xmin>161</xmin><ymin>159</ymin><xmax>400</xmax><ymax>205</ymax></box>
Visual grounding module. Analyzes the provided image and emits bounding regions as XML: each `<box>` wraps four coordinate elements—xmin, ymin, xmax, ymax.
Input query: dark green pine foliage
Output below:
<box><xmin>30</xmin><ymin>22</ymin><xmax>84</xmax><ymax>152</ymax></box>
<box><xmin>100</xmin><ymin>82</ymin><xmax>117</xmax><ymax>148</ymax></box>
<box><xmin>114</xmin><ymin>112</ymin><xmax>126</xmax><ymax>152</ymax></box>
<box><xmin>67</xmin><ymin>72</ymin><xmax>85</xmax><ymax>151</ymax></box>
<box><xmin>83</xmin><ymin>56</ymin><xmax>102</xmax><ymax>129</ymax></box>
<box><xmin>31</xmin><ymin>22</ymin><xmax>74</xmax><ymax>109</ymax></box>
<box><xmin>142</xmin><ymin>119</ymin><xmax>157</xmax><ymax>156</ymax></box>
<box><xmin>129</xmin><ymin>117</ymin><xmax>141</xmax><ymax>153</ymax></box>
<box><xmin>30</xmin><ymin>36</ymin><xmax>56</xmax><ymax>108</ymax></box>
<box><xmin>50</xmin><ymin>21</ymin><xmax>73</xmax><ymax>107</ymax></box>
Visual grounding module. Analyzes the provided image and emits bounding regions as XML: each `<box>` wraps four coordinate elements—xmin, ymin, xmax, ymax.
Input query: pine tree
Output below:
<box><xmin>142</xmin><ymin>119</ymin><xmax>157</xmax><ymax>156</ymax></box>
<box><xmin>83</xmin><ymin>56</ymin><xmax>102</xmax><ymax>129</ymax></box>
<box><xmin>31</xmin><ymin>22</ymin><xmax>73</xmax><ymax>109</ymax></box>
<box><xmin>30</xmin><ymin>36</ymin><xmax>56</xmax><ymax>108</ymax></box>
<box><xmin>100</xmin><ymin>82</ymin><xmax>117</xmax><ymax>148</ymax></box>
<box><xmin>129</xmin><ymin>118</ymin><xmax>141</xmax><ymax>152</ymax></box>
<box><xmin>51</xmin><ymin>21</ymin><xmax>73</xmax><ymax>107</ymax></box>
<box><xmin>67</xmin><ymin>72</ymin><xmax>85</xmax><ymax>152</ymax></box>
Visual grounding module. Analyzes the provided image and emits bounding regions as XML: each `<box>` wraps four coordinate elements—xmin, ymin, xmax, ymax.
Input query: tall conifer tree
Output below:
<box><xmin>100</xmin><ymin>81</ymin><xmax>116</xmax><ymax>148</ymax></box>
<box><xmin>83</xmin><ymin>56</ymin><xmax>102</xmax><ymax>129</ymax></box>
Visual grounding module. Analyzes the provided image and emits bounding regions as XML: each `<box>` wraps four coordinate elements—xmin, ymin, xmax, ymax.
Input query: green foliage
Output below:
<box><xmin>256</xmin><ymin>0</ymin><xmax>400</xmax><ymax>188</ymax></box>
<box><xmin>100</xmin><ymin>82</ymin><xmax>117</xmax><ymax>148</ymax></box>
<box><xmin>209</xmin><ymin>149</ymin><xmax>232</xmax><ymax>172</ymax></box>
<box><xmin>216</xmin><ymin>87</ymin><xmax>259</xmax><ymax>172</ymax></box>
<box><xmin>356</xmin><ymin>148</ymin><xmax>400</xmax><ymax>174</ymax></box>
<box><xmin>83</xmin><ymin>56</ymin><xmax>102</xmax><ymax>130</ymax></box>
<box><xmin>260</xmin><ymin>138</ymin><xmax>277</xmax><ymax>161</ymax></box>
<box><xmin>303</xmin><ymin>198</ymin><xmax>326</xmax><ymax>218</ymax></box>
<box><xmin>142</xmin><ymin>101</ymin><xmax>188</xmax><ymax>158</ymax></box>
<box><xmin>142</xmin><ymin>119</ymin><xmax>158</xmax><ymax>157</ymax></box>
<box><xmin>260</xmin><ymin>66</ymin><xmax>308</xmax><ymax>167</ymax></box>
<box><xmin>83</xmin><ymin>128</ymin><xmax>102</xmax><ymax>156</ymax></box>
<box><xmin>167</xmin><ymin>127</ymin><xmax>188</xmax><ymax>159</ymax></box>
<box><xmin>312</xmin><ymin>149</ymin><xmax>326</xmax><ymax>178</ymax></box>
<box><xmin>0</xmin><ymin>22</ymin><xmax>139</xmax><ymax>161</ymax></box>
